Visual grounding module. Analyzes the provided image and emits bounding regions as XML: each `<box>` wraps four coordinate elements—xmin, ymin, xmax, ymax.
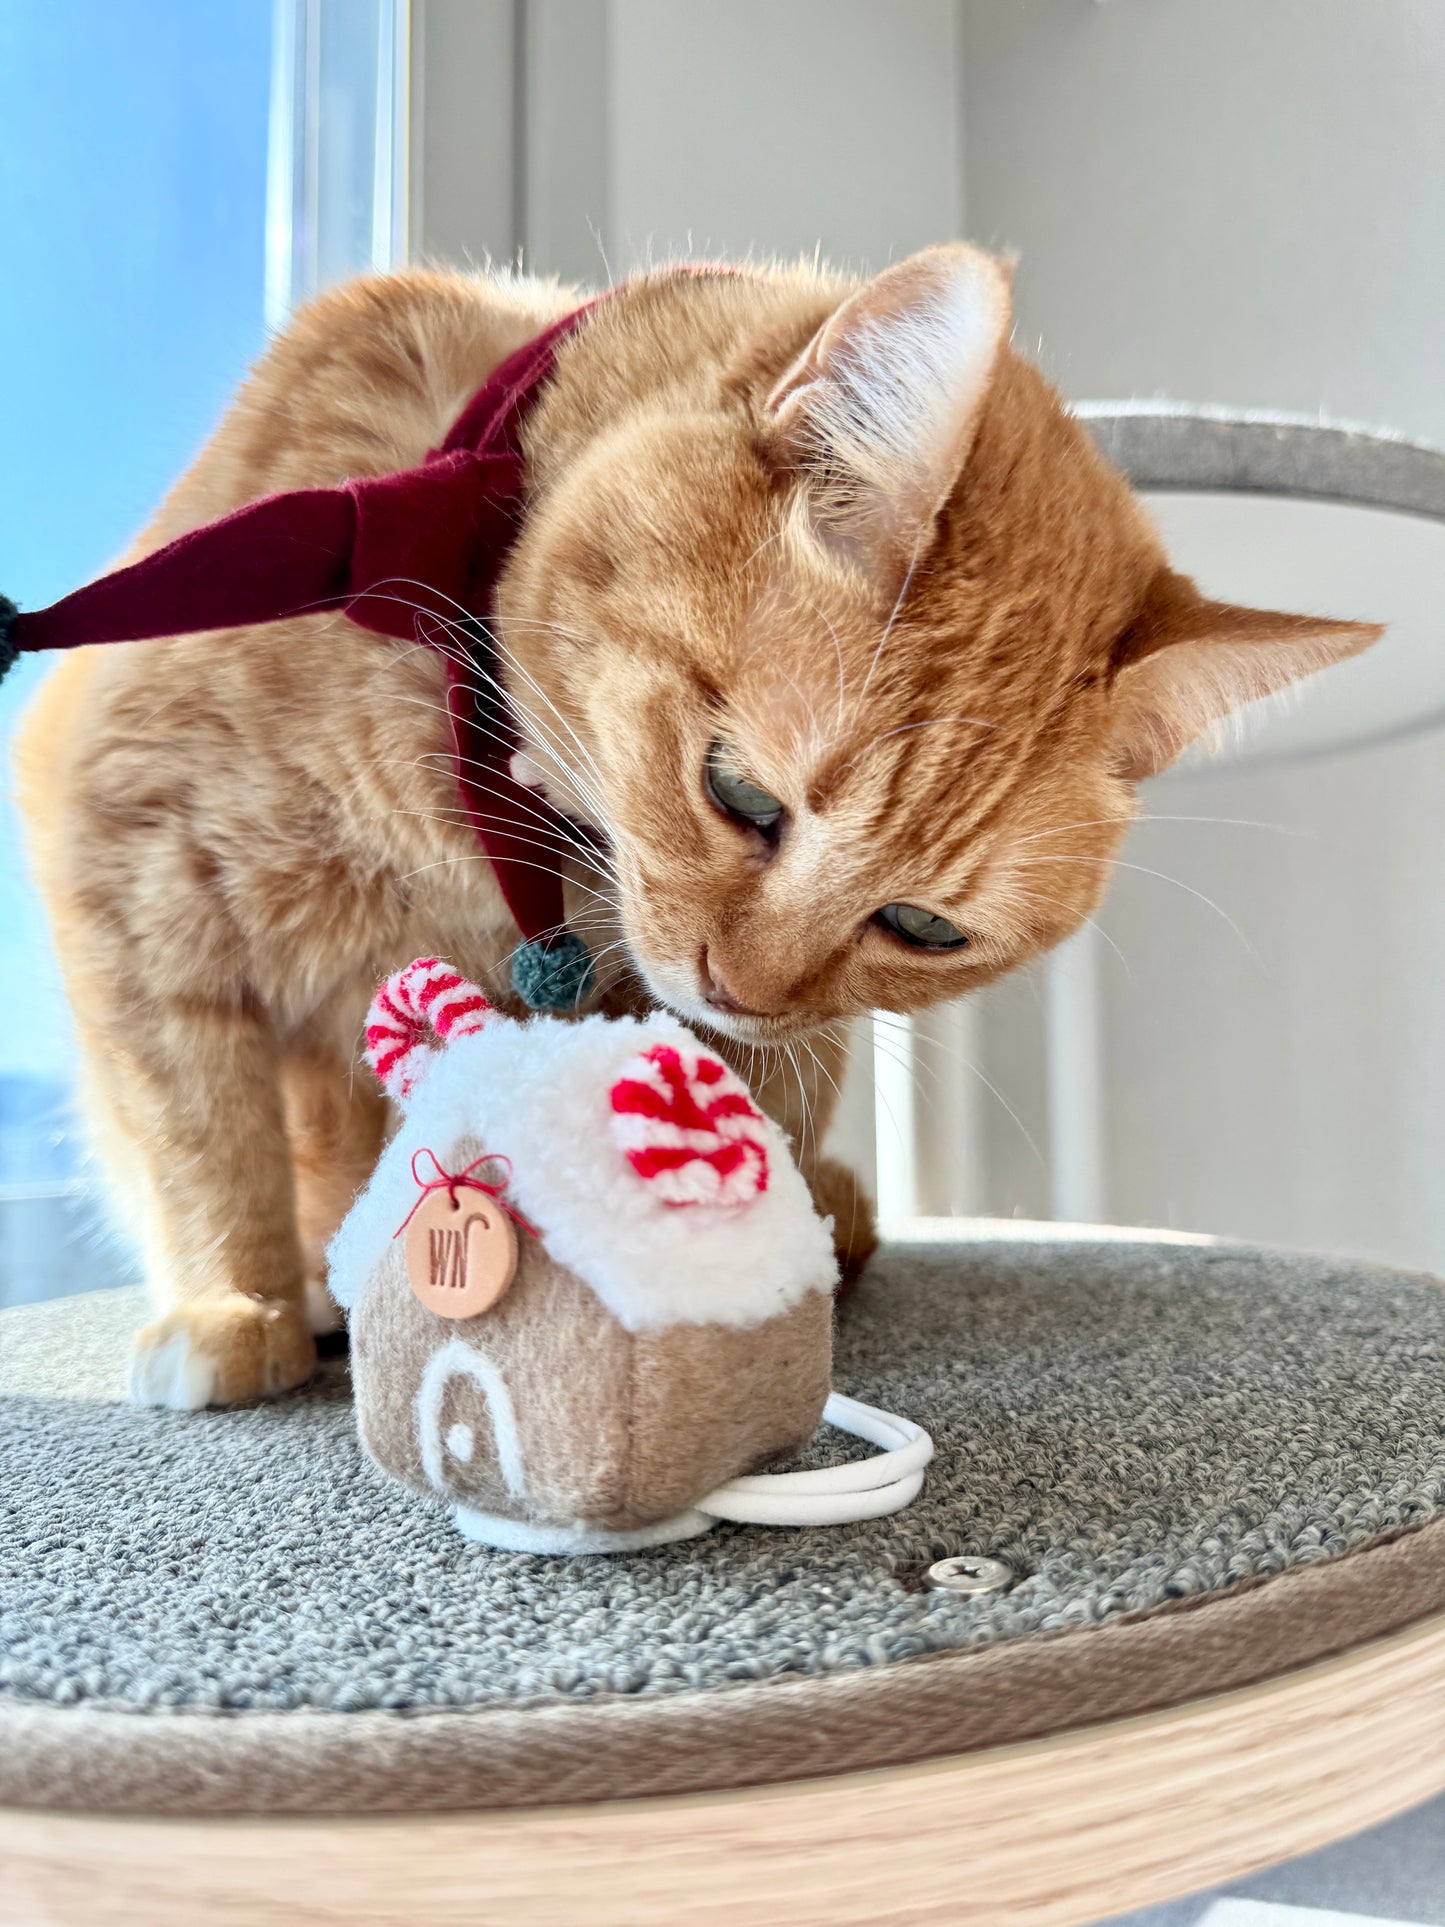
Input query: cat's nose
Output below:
<box><xmin>700</xmin><ymin>949</ymin><xmax>772</xmax><ymax>1018</ymax></box>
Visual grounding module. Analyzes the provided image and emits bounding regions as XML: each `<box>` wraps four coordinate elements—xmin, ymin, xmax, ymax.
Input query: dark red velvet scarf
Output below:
<box><xmin>0</xmin><ymin>299</ymin><xmax>605</xmax><ymax>1007</ymax></box>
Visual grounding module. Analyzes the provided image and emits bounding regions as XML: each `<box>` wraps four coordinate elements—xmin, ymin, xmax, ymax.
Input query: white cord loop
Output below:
<box><xmin>697</xmin><ymin>1393</ymin><xmax>934</xmax><ymax>1528</ymax></box>
<box><xmin>451</xmin><ymin>1392</ymin><xmax>935</xmax><ymax>1553</ymax></box>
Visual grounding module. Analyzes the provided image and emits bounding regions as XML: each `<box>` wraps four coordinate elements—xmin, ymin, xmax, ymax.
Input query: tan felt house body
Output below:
<box><xmin>330</xmin><ymin>964</ymin><xmax>839</xmax><ymax>1551</ymax></box>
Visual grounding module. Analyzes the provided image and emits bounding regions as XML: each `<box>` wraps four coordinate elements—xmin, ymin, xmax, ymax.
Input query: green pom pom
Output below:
<box><xmin>510</xmin><ymin>930</ymin><xmax>595</xmax><ymax>1011</ymax></box>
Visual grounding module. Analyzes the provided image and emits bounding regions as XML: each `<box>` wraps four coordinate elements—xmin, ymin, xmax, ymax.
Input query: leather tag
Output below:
<box><xmin>405</xmin><ymin>1188</ymin><xmax>517</xmax><ymax>1319</ymax></box>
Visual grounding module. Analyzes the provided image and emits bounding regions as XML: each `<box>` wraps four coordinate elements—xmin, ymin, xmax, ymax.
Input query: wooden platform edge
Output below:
<box><xmin>3</xmin><ymin>1607</ymin><xmax>1444</xmax><ymax>1927</ymax></box>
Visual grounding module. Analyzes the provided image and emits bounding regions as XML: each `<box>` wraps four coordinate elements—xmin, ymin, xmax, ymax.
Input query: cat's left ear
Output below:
<box><xmin>765</xmin><ymin>245</ymin><xmax>1012</xmax><ymax>588</ymax></box>
<box><xmin>1108</xmin><ymin>567</ymin><xmax>1383</xmax><ymax>780</ymax></box>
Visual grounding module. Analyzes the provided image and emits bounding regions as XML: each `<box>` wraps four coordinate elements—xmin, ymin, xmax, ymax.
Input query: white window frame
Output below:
<box><xmin>265</xmin><ymin>0</ymin><xmax>414</xmax><ymax>327</ymax></box>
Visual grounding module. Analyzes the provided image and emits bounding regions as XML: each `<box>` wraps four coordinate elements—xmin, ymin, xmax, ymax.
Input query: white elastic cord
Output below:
<box><xmin>454</xmin><ymin>1504</ymin><xmax>715</xmax><ymax>1555</ymax></box>
<box><xmin>695</xmin><ymin>1393</ymin><xmax>934</xmax><ymax>1528</ymax></box>
<box><xmin>450</xmin><ymin>1392</ymin><xmax>934</xmax><ymax>1553</ymax></box>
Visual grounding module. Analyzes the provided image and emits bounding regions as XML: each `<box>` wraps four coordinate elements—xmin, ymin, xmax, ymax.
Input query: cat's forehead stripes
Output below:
<box><xmin>738</xmin><ymin>737</ymin><xmax>998</xmax><ymax>917</ymax></box>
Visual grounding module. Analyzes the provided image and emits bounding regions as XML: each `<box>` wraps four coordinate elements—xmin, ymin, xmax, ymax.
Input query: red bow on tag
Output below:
<box><xmin>393</xmin><ymin>1147</ymin><xmax>539</xmax><ymax>1241</ymax></box>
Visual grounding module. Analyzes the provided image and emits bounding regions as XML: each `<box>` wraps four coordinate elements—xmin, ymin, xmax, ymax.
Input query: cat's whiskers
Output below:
<box><xmin>866</xmin><ymin>1032</ymin><xmax>955</xmax><ymax>1144</ymax></box>
<box><xmin>993</xmin><ymin>885</ymin><xmax>1134</xmax><ymax>980</ymax></box>
<box><xmin>426</xmin><ymin>704</ymin><xmax>615</xmax><ymax>845</ymax></box>
<box><xmin>346</xmin><ymin>582</ymin><xmax>614</xmax><ymax>814</ymax></box>
<box><xmin>1010</xmin><ymin>811</ymin><xmax>1308</xmax><ymax>849</ymax></box>
<box><xmin>385</xmin><ymin>688</ymin><xmax>619</xmax><ymax>860</ymax></box>
<box><xmin>867</xmin><ymin>1016</ymin><xmax>953</xmax><ymax>1104</ymax></box>
<box><xmin>392</xmin><ymin>806</ymin><xmax>617</xmax><ymax>895</ymax></box>
<box><xmin>437</xmin><ymin>640</ymin><xmax>616</xmax><ymax>827</ymax></box>
<box><xmin>867</xmin><ymin>1030</ymin><xmax>977</xmax><ymax>1172</ymax></box>
<box><xmin>392</xmin><ymin>762</ymin><xmax>623</xmax><ymax>891</ymax></box>
<box><xmin>790</xmin><ymin>1039</ymin><xmax>827</xmax><ymax>1169</ymax></box>
<box><xmin>359</xmin><ymin>609</ymin><xmax>612</xmax><ymax>823</ymax></box>
<box><xmin>735</xmin><ymin>1033</ymin><xmax>808</xmax><ymax>1161</ymax></box>
<box><xmin>319</xmin><ymin>592</ymin><xmax>1122</xmax><ymax>1149</ymax></box>
<box><xmin>776</xmin><ymin>1039</ymin><xmax>810</xmax><ymax>1164</ymax></box>
<box><xmin>416</xmin><ymin>750</ymin><xmax>619</xmax><ymax>878</ymax></box>
<box><xmin>857</xmin><ymin>547</ymin><xmax>922</xmax><ymax>701</ymax></box>
<box><xmin>794</xmin><ymin>1033</ymin><xmax>849</xmax><ymax>1171</ymax></box>
<box><xmin>801</xmin><ymin>598</ymin><xmax>851</xmax><ymax>734</ymax></box>
<box><xmin>463</xmin><ymin>615</ymin><xmax>614</xmax><ymax>792</ymax></box>
<box><xmin>1009</xmin><ymin>854</ymin><xmax>1258</xmax><ymax>959</ymax></box>
<box><xmin>388</xmin><ymin>798</ymin><xmax>621</xmax><ymax>896</ymax></box>
<box><xmin>871</xmin><ymin>1009</ymin><xmax>1045</xmax><ymax>1169</ymax></box>
<box><xmin>394</xmin><ymin>849</ymin><xmax>621</xmax><ymax>896</ymax></box>
<box><xmin>865</xmin><ymin>1038</ymin><xmax>919</xmax><ymax>1169</ymax></box>
<box><xmin>573</xmin><ymin>938</ymin><xmax>635</xmax><ymax>981</ymax></box>
<box><xmin>475</xmin><ymin>612</ymin><xmax>612</xmax><ymax>755</ymax></box>
<box><xmin>799</xmin><ymin>1030</ymin><xmax>847</xmax><ymax>1109</ymax></box>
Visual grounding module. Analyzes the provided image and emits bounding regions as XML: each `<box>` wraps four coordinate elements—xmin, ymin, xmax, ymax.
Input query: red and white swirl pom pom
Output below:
<box><xmin>609</xmin><ymin>1042</ymin><xmax>769</xmax><ymax>1207</ymax></box>
<box><xmin>364</xmin><ymin>958</ymin><xmax>496</xmax><ymax>1101</ymax></box>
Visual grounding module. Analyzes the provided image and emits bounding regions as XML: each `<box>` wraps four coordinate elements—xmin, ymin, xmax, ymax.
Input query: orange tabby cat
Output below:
<box><xmin>12</xmin><ymin>247</ymin><xmax>1378</xmax><ymax>1407</ymax></box>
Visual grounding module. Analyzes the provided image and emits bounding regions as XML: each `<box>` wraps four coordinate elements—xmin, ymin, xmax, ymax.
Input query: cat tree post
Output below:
<box><xmin>1044</xmin><ymin>928</ymin><xmax>1107</xmax><ymax>1224</ymax></box>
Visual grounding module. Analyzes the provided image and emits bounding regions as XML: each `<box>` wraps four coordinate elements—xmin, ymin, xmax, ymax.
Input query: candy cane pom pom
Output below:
<box><xmin>364</xmin><ymin>957</ymin><xmax>495</xmax><ymax>1101</ymax></box>
<box><xmin>610</xmin><ymin>1043</ymin><xmax>769</xmax><ymax>1207</ymax></box>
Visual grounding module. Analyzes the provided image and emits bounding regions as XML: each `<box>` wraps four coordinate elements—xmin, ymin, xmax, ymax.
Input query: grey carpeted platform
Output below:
<box><xmin>3</xmin><ymin>1229</ymin><xmax>1444</xmax><ymax>1813</ymax></box>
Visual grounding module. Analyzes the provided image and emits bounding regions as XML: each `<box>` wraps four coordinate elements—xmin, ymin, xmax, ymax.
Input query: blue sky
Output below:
<box><xmin>0</xmin><ymin>2</ymin><xmax>271</xmax><ymax>1079</ymax></box>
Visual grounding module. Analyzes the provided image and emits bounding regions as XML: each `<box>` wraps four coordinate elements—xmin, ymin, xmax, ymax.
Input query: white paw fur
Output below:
<box><xmin>129</xmin><ymin>1332</ymin><xmax>220</xmax><ymax>1411</ymax></box>
<box><xmin>303</xmin><ymin>1276</ymin><xmax>344</xmax><ymax>1335</ymax></box>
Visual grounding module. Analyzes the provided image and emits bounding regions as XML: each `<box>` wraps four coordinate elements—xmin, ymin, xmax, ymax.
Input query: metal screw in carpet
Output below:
<box><xmin>925</xmin><ymin>1555</ymin><xmax>1015</xmax><ymax>1597</ymax></box>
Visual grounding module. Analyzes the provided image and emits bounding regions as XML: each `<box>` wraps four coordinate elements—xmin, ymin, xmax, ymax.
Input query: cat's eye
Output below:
<box><xmin>705</xmin><ymin>742</ymin><xmax>785</xmax><ymax>834</ymax></box>
<box><xmin>876</xmin><ymin>903</ymin><xmax>970</xmax><ymax>950</ymax></box>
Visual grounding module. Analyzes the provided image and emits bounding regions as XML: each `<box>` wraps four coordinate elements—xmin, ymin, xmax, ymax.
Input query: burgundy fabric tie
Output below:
<box><xmin>0</xmin><ymin>300</ymin><xmax>604</xmax><ymax>1010</ymax></box>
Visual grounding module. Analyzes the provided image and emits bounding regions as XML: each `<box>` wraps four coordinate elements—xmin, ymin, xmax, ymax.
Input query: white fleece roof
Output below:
<box><xmin>327</xmin><ymin>1012</ymin><xmax>838</xmax><ymax>1332</ymax></box>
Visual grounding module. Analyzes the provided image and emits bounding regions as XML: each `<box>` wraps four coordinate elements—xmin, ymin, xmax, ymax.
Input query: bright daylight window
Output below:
<box><xmin>0</xmin><ymin>2</ymin><xmax>270</xmax><ymax>1305</ymax></box>
<box><xmin>0</xmin><ymin>0</ymin><xmax>406</xmax><ymax>1308</ymax></box>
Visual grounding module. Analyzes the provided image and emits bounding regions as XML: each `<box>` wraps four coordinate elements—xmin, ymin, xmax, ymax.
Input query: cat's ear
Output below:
<box><xmin>1109</xmin><ymin>568</ymin><xmax>1382</xmax><ymax>779</ymax></box>
<box><xmin>765</xmin><ymin>245</ymin><xmax>1012</xmax><ymax>587</ymax></box>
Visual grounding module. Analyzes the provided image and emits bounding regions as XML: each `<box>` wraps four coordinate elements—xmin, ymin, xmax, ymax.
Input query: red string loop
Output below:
<box><xmin>393</xmin><ymin>1147</ymin><xmax>539</xmax><ymax>1240</ymax></box>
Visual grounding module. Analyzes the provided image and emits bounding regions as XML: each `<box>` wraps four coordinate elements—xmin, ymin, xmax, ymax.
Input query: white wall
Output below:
<box><xmin>1103</xmin><ymin>734</ymin><xmax>1445</xmax><ymax>1271</ymax></box>
<box><xmin>606</xmin><ymin>0</ymin><xmax>962</xmax><ymax>272</ymax></box>
<box><xmin>962</xmin><ymin>0</ymin><xmax>1445</xmax><ymax>1266</ymax></box>
<box><xmin>513</xmin><ymin>0</ymin><xmax>965</xmax><ymax>279</ymax></box>
<box><xmin>961</xmin><ymin>0</ymin><xmax>1445</xmax><ymax>444</ymax></box>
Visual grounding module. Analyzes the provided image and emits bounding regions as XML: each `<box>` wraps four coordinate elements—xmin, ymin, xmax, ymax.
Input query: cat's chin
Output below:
<box><xmin>681</xmin><ymin>1003</ymin><xmax>800</xmax><ymax>1046</ymax></box>
<box><xmin>660</xmin><ymin>993</ymin><xmax>790</xmax><ymax>1045</ymax></box>
<box><xmin>632</xmin><ymin>958</ymin><xmax>808</xmax><ymax>1045</ymax></box>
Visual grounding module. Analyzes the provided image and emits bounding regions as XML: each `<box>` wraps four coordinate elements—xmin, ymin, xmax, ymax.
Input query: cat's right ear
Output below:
<box><xmin>764</xmin><ymin>245</ymin><xmax>1012</xmax><ymax>591</ymax></box>
<box><xmin>1107</xmin><ymin>568</ymin><xmax>1382</xmax><ymax>779</ymax></box>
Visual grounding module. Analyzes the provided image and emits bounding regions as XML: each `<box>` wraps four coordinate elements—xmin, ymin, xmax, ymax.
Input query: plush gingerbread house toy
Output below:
<box><xmin>328</xmin><ymin>959</ymin><xmax>933</xmax><ymax>1553</ymax></box>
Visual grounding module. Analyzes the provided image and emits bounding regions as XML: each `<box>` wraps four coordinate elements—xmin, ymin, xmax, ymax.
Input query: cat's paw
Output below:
<box><xmin>807</xmin><ymin>1156</ymin><xmax>879</xmax><ymax>1293</ymax></box>
<box><xmin>303</xmin><ymin>1274</ymin><xmax>345</xmax><ymax>1336</ymax></box>
<box><xmin>129</xmin><ymin>1296</ymin><xmax>317</xmax><ymax>1409</ymax></box>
